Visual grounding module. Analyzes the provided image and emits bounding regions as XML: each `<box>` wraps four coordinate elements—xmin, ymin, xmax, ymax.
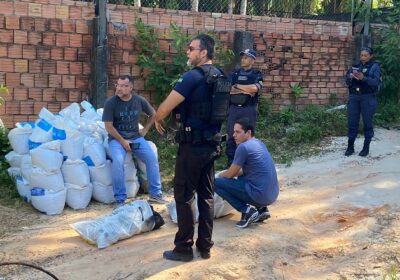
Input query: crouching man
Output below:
<box><xmin>215</xmin><ymin>118</ymin><xmax>279</xmax><ymax>228</ymax></box>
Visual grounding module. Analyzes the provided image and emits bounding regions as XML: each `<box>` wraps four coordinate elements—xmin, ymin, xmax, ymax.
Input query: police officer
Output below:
<box><xmin>345</xmin><ymin>47</ymin><xmax>381</xmax><ymax>157</ymax></box>
<box><xmin>226</xmin><ymin>49</ymin><xmax>263</xmax><ymax>167</ymax></box>
<box><xmin>155</xmin><ymin>34</ymin><xmax>222</xmax><ymax>261</ymax></box>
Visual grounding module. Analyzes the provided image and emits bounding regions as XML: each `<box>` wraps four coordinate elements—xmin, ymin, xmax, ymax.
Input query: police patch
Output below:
<box><xmin>177</xmin><ymin>77</ymin><xmax>183</xmax><ymax>83</ymax></box>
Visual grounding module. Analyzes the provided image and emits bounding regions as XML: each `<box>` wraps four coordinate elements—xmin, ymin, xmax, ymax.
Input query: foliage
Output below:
<box><xmin>382</xmin><ymin>265</ymin><xmax>400</xmax><ymax>280</ymax></box>
<box><xmin>134</xmin><ymin>18</ymin><xmax>234</xmax><ymax>104</ymax></box>
<box><xmin>289</xmin><ymin>82</ymin><xmax>304</xmax><ymax>108</ymax></box>
<box><xmin>372</xmin><ymin>1</ymin><xmax>400</xmax><ymax>102</ymax></box>
<box><xmin>0</xmin><ymin>127</ymin><xmax>19</xmax><ymax>206</ymax></box>
<box><xmin>375</xmin><ymin>99</ymin><xmax>400</xmax><ymax>126</ymax></box>
<box><xmin>0</xmin><ymin>84</ymin><xmax>9</xmax><ymax>106</ymax></box>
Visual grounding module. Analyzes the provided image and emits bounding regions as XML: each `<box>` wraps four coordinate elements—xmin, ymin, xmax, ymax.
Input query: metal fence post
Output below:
<box><xmin>91</xmin><ymin>0</ymin><xmax>108</xmax><ymax>109</ymax></box>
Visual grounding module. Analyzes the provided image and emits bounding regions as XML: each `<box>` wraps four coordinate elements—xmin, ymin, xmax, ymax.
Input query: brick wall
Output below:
<box><xmin>0</xmin><ymin>0</ymin><xmax>353</xmax><ymax>128</ymax></box>
<box><xmin>0</xmin><ymin>0</ymin><xmax>94</xmax><ymax>127</ymax></box>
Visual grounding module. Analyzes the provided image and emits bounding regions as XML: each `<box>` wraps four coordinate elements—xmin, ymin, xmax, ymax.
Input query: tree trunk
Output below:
<box><xmin>228</xmin><ymin>0</ymin><xmax>235</xmax><ymax>14</ymax></box>
<box><xmin>240</xmin><ymin>0</ymin><xmax>247</xmax><ymax>15</ymax></box>
<box><xmin>134</xmin><ymin>0</ymin><xmax>141</xmax><ymax>7</ymax></box>
<box><xmin>191</xmin><ymin>0</ymin><xmax>199</xmax><ymax>11</ymax></box>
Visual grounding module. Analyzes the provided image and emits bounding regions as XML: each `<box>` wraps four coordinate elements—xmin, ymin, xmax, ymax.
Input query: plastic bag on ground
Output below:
<box><xmin>70</xmin><ymin>200</ymin><xmax>164</xmax><ymax>248</ymax></box>
<box><xmin>92</xmin><ymin>182</ymin><xmax>115</xmax><ymax>204</ymax></box>
<box><xmin>8</xmin><ymin>126</ymin><xmax>32</xmax><ymax>154</ymax></box>
<box><xmin>89</xmin><ymin>160</ymin><xmax>113</xmax><ymax>186</ymax></box>
<box><xmin>61</xmin><ymin>159</ymin><xmax>90</xmax><ymax>187</ymax></box>
<box><xmin>66</xmin><ymin>183</ymin><xmax>93</xmax><ymax>210</ymax></box>
<box><xmin>31</xmin><ymin>187</ymin><xmax>66</xmax><ymax>215</ymax></box>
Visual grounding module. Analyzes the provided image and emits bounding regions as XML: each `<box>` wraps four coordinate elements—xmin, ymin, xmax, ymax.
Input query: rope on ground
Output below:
<box><xmin>0</xmin><ymin>262</ymin><xmax>59</xmax><ymax>280</ymax></box>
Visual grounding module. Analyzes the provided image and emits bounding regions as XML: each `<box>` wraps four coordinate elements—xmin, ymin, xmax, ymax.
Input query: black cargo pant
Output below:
<box><xmin>173</xmin><ymin>142</ymin><xmax>218</xmax><ymax>254</ymax></box>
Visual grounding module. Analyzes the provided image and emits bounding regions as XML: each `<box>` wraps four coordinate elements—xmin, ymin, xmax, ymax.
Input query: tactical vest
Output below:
<box><xmin>349</xmin><ymin>62</ymin><xmax>380</xmax><ymax>95</ymax></box>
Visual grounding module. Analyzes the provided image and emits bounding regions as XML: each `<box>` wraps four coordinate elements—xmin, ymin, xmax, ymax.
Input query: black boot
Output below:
<box><xmin>345</xmin><ymin>138</ymin><xmax>355</xmax><ymax>156</ymax></box>
<box><xmin>359</xmin><ymin>139</ymin><xmax>371</xmax><ymax>157</ymax></box>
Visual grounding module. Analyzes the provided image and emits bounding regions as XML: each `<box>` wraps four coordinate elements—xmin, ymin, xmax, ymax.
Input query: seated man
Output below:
<box><xmin>102</xmin><ymin>75</ymin><xmax>167</xmax><ymax>207</ymax></box>
<box><xmin>215</xmin><ymin>118</ymin><xmax>279</xmax><ymax>228</ymax></box>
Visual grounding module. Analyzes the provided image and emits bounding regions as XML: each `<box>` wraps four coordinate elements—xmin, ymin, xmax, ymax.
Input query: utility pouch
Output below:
<box><xmin>230</xmin><ymin>94</ymin><xmax>250</xmax><ymax>105</ymax></box>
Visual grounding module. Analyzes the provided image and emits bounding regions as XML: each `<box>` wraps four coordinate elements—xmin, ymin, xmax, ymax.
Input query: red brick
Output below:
<box><xmin>77</xmin><ymin>48</ymin><xmax>90</xmax><ymax>61</ymax></box>
<box><xmin>30</xmin><ymin>89</ymin><xmax>43</xmax><ymax>102</ymax></box>
<box><xmin>0</xmin><ymin>15</ymin><xmax>5</xmax><ymax>29</ymax></box>
<box><xmin>62</xmin><ymin>20</ymin><xmax>75</xmax><ymax>33</ymax></box>
<box><xmin>69</xmin><ymin>34</ymin><xmax>82</xmax><ymax>48</ymax></box>
<box><xmin>15</xmin><ymin>2</ymin><xmax>28</xmax><ymax>16</ymax></box>
<box><xmin>43</xmin><ymin>32</ymin><xmax>56</xmax><ymax>46</ymax></box>
<box><xmin>22</xmin><ymin>45</ymin><xmax>36</xmax><ymax>59</ymax></box>
<box><xmin>0</xmin><ymin>30</ymin><xmax>13</xmax><ymax>43</ymax></box>
<box><xmin>13</xmin><ymin>30</ymin><xmax>27</xmax><ymax>44</ymax></box>
<box><xmin>34</xmin><ymin>18</ymin><xmax>47</xmax><ymax>32</ymax></box>
<box><xmin>0</xmin><ymin>58</ymin><xmax>14</xmax><ymax>72</ymax></box>
<box><xmin>47</xmin><ymin>102</ymin><xmax>61</xmax><ymax>114</ymax></box>
<box><xmin>14</xmin><ymin>59</ymin><xmax>28</xmax><ymax>73</ymax></box>
<box><xmin>6</xmin><ymin>73</ymin><xmax>21</xmax><ymax>87</ymax></box>
<box><xmin>29</xmin><ymin>60</ymin><xmax>42</xmax><ymax>73</ymax></box>
<box><xmin>35</xmin><ymin>73</ymin><xmax>48</xmax><ymax>88</ymax></box>
<box><xmin>56</xmin><ymin>33</ymin><xmax>69</xmax><ymax>47</ymax></box>
<box><xmin>20</xmin><ymin>17</ymin><xmax>35</xmax><ymax>31</ymax></box>
<box><xmin>43</xmin><ymin>88</ymin><xmax>56</xmax><ymax>101</ymax></box>
<box><xmin>56</xmin><ymin>61</ymin><xmax>69</xmax><ymax>74</ymax></box>
<box><xmin>82</xmin><ymin>62</ymin><xmax>90</xmax><ymax>74</ymax></box>
<box><xmin>81</xmin><ymin>6</ymin><xmax>94</xmax><ymax>20</ymax></box>
<box><xmin>43</xmin><ymin>60</ymin><xmax>56</xmax><ymax>73</ymax></box>
<box><xmin>0</xmin><ymin>44</ymin><xmax>7</xmax><ymax>57</ymax></box>
<box><xmin>49</xmin><ymin>19</ymin><xmax>62</xmax><ymax>32</ymax></box>
<box><xmin>82</xmin><ymin>35</ymin><xmax>92</xmax><ymax>47</ymax></box>
<box><xmin>13</xmin><ymin>88</ymin><xmax>28</xmax><ymax>100</ymax></box>
<box><xmin>8</xmin><ymin>45</ymin><xmax>22</xmax><ymax>59</ymax></box>
<box><xmin>49</xmin><ymin>74</ymin><xmax>62</xmax><ymax>87</ymax></box>
<box><xmin>69</xmin><ymin>62</ymin><xmax>82</xmax><ymax>74</ymax></box>
<box><xmin>37</xmin><ymin>46</ymin><xmax>51</xmax><ymax>59</ymax></box>
<box><xmin>20</xmin><ymin>101</ymin><xmax>34</xmax><ymax>115</ymax></box>
<box><xmin>62</xmin><ymin>75</ymin><xmax>75</xmax><ymax>88</ymax></box>
<box><xmin>5</xmin><ymin>16</ymin><xmax>20</xmax><ymax>30</ymax></box>
<box><xmin>69</xmin><ymin>90</ymin><xmax>82</xmax><ymax>102</ymax></box>
<box><xmin>6</xmin><ymin>101</ymin><xmax>20</xmax><ymax>115</ymax></box>
<box><xmin>76</xmin><ymin>20</ymin><xmax>89</xmax><ymax>34</ymax></box>
<box><xmin>55</xmin><ymin>89</ymin><xmax>68</xmax><ymax>101</ymax></box>
<box><xmin>28</xmin><ymin>32</ymin><xmax>42</xmax><ymax>45</ymax></box>
<box><xmin>64</xmin><ymin>47</ymin><xmax>77</xmax><ymax>61</ymax></box>
<box><xmin>42</xmin><ymin>4</ymin><xmax>56</xmax><ymax>19</ymax></box>
<box><xmin>0</xmin><ymin>2</ymin><xmax>14</xmax><ymax>15</ymax></box>
<box><xmin>21</xmin><ymin>73</ymin><xmax>34</xmax><ymax>88</ymax></box>
<box><xmin>75</xmin><ymin>75</ymin><xmax>87</xmax><ymax>89</ymax></box>
<box><xmin>70</xmin><ymin>6</ymin><xmax>82</xmax><ymax>20</ymax></box>
<box><xmin>51</xmin><ymin>47</ymin><xmax>64</xmax><ymax>60</ymax></box>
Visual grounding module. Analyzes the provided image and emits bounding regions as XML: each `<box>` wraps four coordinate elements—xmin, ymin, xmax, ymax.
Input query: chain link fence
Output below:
<box><xmin>77</xmin><ymin>0</ymin><xmax>394</xmax><ymax>22</ymax></box>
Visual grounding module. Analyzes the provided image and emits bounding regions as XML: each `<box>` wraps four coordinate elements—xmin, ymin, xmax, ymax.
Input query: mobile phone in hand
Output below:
<box><xmin>129</xmin><ymin>142</ymin><xmax>140</xmax><ymax>150</ymax></box>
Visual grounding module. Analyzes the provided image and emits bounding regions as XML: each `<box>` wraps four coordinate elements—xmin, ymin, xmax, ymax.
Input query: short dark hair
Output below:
<box><xmin>235</xmin><ymin>118</ymin><xmax>255</xmax><ymax>136</ymax></box>
<box><xmin>118</xmin><ymin>75</ymin><xmax>133</xmax><ymax>83</ymax></box>
<box><xmin>361</xmin><ymin>47</ymin><xmax>373</xmax><ymax>55</ymax></box>
<box><xmin>192</xmin><ymin>34</ymin><xmax>215</xmax><ymax>59</ymax></box>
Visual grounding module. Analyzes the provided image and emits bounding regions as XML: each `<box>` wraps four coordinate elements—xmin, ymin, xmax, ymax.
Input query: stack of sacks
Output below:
<box><xmin>4</xmin><ymin>101</ymin><xmax>143</xmax><ymax>215</ymax></box>
<box><xmin>132</xmin><ymin>139</ymin><xmax>158</xmax><ymax>193</ymax></box>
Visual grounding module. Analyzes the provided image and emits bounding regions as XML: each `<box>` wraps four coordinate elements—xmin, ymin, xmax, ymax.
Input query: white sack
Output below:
<box><xmin>30</xmin><ymin>142</ymin><xmax>63</xmax><ymax>172</ymax></box>
<box><xmin>70</xmin><ymin>200</ymin><xmax>156</xmax><ymax>249</ymax></box>
<box><xmin>7</xmin><ymin>126</ymin><xmax>32</xmax><ymax>154</ymax></box>
<box><xmin>29</xmin><ymin>167</ymin><xmax>64</xmax><ymax>192</ymax></box>
<box><xmin>31</xmin><ymin>187</ymin><xmax>66</xmax><ymax>215</ymax></box>
<box><xmin>16</xmin><ymin>177</ymin><xmax>32</xmax><ymax>202</ymax></box>
<box><xmin>7</xmin><ymin>167</ymin><xmax>21</xmax><ymax>178</ymax></box>
<box><xmin>61</xmin><ymin>130</ymin><xmax>84</xmax><ymax>160</ymax></box>
<box><xmin>66</xmin><ymin>183</ymin><xmax>93</xmax><ymax>210</ymax></box>
<box><xmin>61</xmin><ymin>159</ymin><xmax>90</xmax><ymax>187</ymax></box>
<box><xmin>89</xmin><ymin>160</ymin><xmax>113</xmax><ymax>186</ymax></box>
<box><xmin>20</xmin><ymin>155</ymin><xmax>32</xmax><ymax>184</ymax></box>
<box><xmin>29</xmin><ymin>118</ymin><xmax>53</xmax><ymax>144</ymax></box>
<box><xmin>124</xmin><ymin>160</ymin><xmax>138</xmax><ymax>182</ymax></box>
<box><xmin>126</xmin><ymin>180</ymin><xmax>140</xmax><ymax>198</ymax></box>
<box><xmin>83</xmin><ymin>138</ymin><xmax>106</xmax><ymax>167</ymax></box>
<box><xmin>5</xmin><ymin>151</ymin><xmax>24</xmax><ymax>168</ymax></box>
<box><xmin>92</xmin><ymin>182</ymin><xmax>115</xmax><ymax>204</ymax></box>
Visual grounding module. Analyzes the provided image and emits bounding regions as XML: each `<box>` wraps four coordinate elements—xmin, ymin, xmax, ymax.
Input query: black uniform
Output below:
<box><xmin>172</xmin><ymin>65</ymin><xmax>222</xmax><ymax>255</ymax></box>
<box><xmin>226</xmin><ymin>68</ymin><xmax>263</xmax><ymax>163</ymax></box>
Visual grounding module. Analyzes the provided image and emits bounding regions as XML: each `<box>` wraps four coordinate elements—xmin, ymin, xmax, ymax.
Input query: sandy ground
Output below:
<box><xmin>1</xmin><ymin>127</ymin><xmax>400</xmax><ymax>280</ymax></box>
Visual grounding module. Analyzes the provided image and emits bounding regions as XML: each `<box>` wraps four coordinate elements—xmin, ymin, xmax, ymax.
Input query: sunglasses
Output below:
<box><xmin>187</xmin><ymin>46</ymin><xmax>202</xmax><ymax>52</ymax></box>
<box><xmin>114</xmin><ymin>84</ymin><xmax>131</xmax><ymax>88</ymax></box>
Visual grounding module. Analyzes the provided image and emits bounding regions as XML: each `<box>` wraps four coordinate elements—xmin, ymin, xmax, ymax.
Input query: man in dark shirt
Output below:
<box><xmin>155</xmin><ymin>34</ymin><xmax>221</xmax><ymax>261</ymax></box>
<box><xmin>102</xmin><ymin>75</ymin><xmax>166</xmax><ymax>206</ymax></box>
<box><xmin>226</xmin><ymin>49</ymin><xmax>263</xmax><ymax>167</ymax></box>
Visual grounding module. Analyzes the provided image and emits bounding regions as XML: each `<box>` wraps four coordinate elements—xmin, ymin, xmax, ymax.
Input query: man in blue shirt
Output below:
<box><xmin>155</xmin><ymin>34</ymin><xmax>222</xmax><ymax>261</ymax></box>
<box><xmin>215</xmin><ymin>118</ymin><xmax>279</xmax><ymax>228</ymax></box>
<box><xmin>226</xmin><ymin>49</ymin><xmax>263</xmax><ymax>167</ymax></box>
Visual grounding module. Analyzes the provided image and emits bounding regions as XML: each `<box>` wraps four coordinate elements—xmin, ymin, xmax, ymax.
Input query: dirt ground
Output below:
<box><xmin>1</xmin><ymin>127</ymin><xmax>400</xmax><ymax>280</ymax></box>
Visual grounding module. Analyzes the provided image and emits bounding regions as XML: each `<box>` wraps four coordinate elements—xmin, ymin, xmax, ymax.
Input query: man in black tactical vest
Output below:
<box><xmin>226</xmin><ymin>49</ymin><xmax>263</xmax><ymax>167</ymax></box>
<box><xmin>155</xmin><ymin>34</ymin><xmax>229</xmax><ymax>262</ymax></box>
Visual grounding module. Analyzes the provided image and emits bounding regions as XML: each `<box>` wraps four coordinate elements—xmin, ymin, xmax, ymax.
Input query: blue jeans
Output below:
<box><xmin>215</xmin><ymin>176</ymin><xmax>262</xmax><ymax>213</ymax></box>
<box><xmin>109</xmin><ymin>138</ymin><xmax>162</xmax><ymax>202</ymax></box>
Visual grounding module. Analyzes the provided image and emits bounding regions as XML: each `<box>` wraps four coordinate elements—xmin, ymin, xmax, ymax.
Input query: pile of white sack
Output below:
<box><xmin>5</xmin><ymin>101</ymin><xmax>156</xmax><ymax>215</ymax></box>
